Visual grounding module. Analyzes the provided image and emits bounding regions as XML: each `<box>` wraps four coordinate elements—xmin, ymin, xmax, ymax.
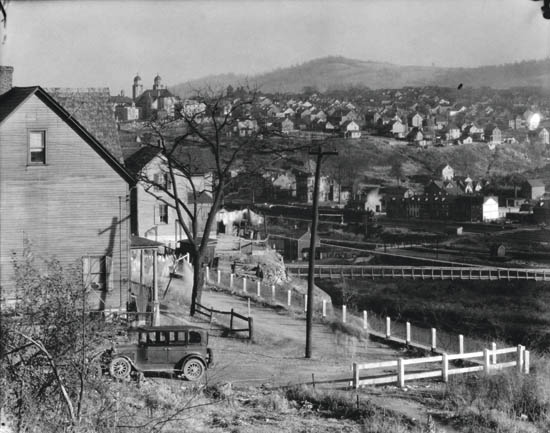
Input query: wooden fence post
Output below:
<box><xmin>385</xmin><ymin>317</ymin><xmax>391</xmax><ymax>338</ymax></box>
<box><xmin>406</xmin><ymin>322</ymin><xmax>411</xmax><ymax>346</ymax></box>
<box><xmin>257</xmin><ymin>281</ymin><xmax>261</xmax><ymax>297</ymax></box>
<box><xmin>442</xmin><ymin>353</ymin><xmax>449</xmax><ymax>383</ymax></box>
<box><xmin>248</xmin><ymin>316</ymin><xmax>253</xmax><ymax>340</ymax></box>
<box><xmin>205</xmin><ymin>266</ymin><xmax>210</xmax><ymax>282</ymax></box>
<box><xmin>458</xmin><ymin>334</ymin><xmax>464</xmax><ymax>354</ymax></box>
<box><xmin>247</xmin><ymin>298</ymin><xmax>251</xmax><ymax>317</ymax></box>
<box><xmin>322</xmin><ymin>299</ymin><xmax>327</xmax><ymax>318</ymax></box>
<box><xmin>342</xmin><ymin>305</ymin><xmax>347</xmax><ymax>323</ymax></box>
<box><xmin>230</xmin><ymin>273</ymin><xmax>234</xmax><ymax>289</ymax></box>
<box><xmin>517</xmin><ymin>345</ymin><xmax>524</xmax><ymax>373</ymax></box>
<box><xmin>287</xmin><ymin>290</ymin><xmax>291</xmax><ymax>306</ymax></box>
<box><xmin>243</xmin><ymin>277</ymin><xmax>247</xmax><ymax>293</ymax></box>
<box><xmin>353</xmin><ymin>362</ymin><xmax>359</xmax><ymax>389</ymax></box>
<box><xmin>217</xmin><ymin>269</ymin><xmax>221</xmax><ymax>284</ymax></box>
<box><xmin>484</xmin><ymin>348</ymin><xmax>491</xmax><ymax>373</ymax></box>
<box><xmin>524</xmin><ymin>350</ymin><xmax>530</xmax><ymax>374</ymax></box>
<box><xmin>397</xmin><ymin>358</ymin><xmax>405</xmax><ymax>388</ymax></box>
<box><xmin>491</xmin><ymin>342</ymin><xmax>497</xmax><ymax>365</ymax></box>
<box><xmin>431</xmin><ymin>328</ymin><xmax>437</xmax><ymax>351</ymax></box>
<box><xmin>230</xmin><ymin>308</ymin><xmax>234</xmax><ymax>330</ymax></box>
<box><xmin>363</xmin><ymin>311</ymin><xmax>368</xmax><ymax>330</ymax></box>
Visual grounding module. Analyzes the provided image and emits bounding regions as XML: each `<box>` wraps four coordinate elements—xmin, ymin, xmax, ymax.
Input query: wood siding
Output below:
<box><xmin>133</xmin><ymin>157</ymin><xmax>213</xmax><ymax>247</ymax></box>
<box><xmin>0</xmin><ymin>94</ymin><xmax>130</xmax><ymax>310</ymax></box>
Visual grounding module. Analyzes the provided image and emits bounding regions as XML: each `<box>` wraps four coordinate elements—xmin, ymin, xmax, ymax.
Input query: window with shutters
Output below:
<box><xmin>82</xmin><ymin>256</ymin><xmax>112</xmax><ymax>290</ymax></box>
<box><xmin>153</xmin><ymin>172</ymin><xmax>172</xmax><ymax>191</ymax></box>
<box><xmin>28</xmin><ymin>130</ymin><xmax>46</xmax><ymax>164</ymax></box>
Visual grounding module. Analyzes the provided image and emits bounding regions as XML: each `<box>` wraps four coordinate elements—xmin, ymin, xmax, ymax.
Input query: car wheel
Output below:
<box><xmin>109</xmin><ymin>357</ymin><xmax>132</xmax><ymax>381</ymax></box>
<box><xmin>182</xmin><ymin>358</ymin><xmax>205</xmax><ymax>381</ymax></box>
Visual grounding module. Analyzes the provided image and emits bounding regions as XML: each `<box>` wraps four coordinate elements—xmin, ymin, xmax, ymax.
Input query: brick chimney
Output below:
<box><xmin>0</xmin><ymin>66</ymin><xmax>14</xmax><ymax>96</ymax></box>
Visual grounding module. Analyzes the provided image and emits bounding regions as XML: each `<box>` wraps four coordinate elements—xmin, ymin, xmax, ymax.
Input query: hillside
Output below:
<box><xmin>171</xmin><ymin>56</ymin><xmax>550</xmax><ymax>96</ymax></box>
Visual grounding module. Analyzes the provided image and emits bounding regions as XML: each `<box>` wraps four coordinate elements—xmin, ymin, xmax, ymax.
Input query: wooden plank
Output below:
<box><xmin>404</xmin><ymin>370</ymin><xmax>442</xmax><ymax>381</ymax></box>
<box><xmin>357</xmin><ymin>375</ymin><xmax>398</xmax><ymax>386</ymax></box>
<box><xmin>494</xmin><ymin>347</ymin><xmax>518</xmax><ymax>355</ymax></box>
<box><xmin>448</xmin><ymin>366</ymin><xmax>484</xmax><ymax>375</ymax></box>
<box><xmin>448</xmin><ymin>351</ymin><xmax>484</xmax><ymax>361</ymax></box>
<box><xmin>356</xmin><ymin>360</ymin><xmax>398</xmax><ymax>370</ymax></box>
<box><xmin>403</xmin><ymin>355</ymin><xmax>443</xmax><ymax>366</ymax></box>
<box><xmin>491</xmin><ymin>361</ymin><xmax>517</xmax><ymax>370</ymax></box>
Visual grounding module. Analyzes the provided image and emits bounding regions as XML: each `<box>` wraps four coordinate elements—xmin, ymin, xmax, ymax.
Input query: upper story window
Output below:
<box><xmin>29</xmin><ymin>131</ymin><xmax>46</xmax><ymax>164</ymax></box>
<box><xmin>157</xmin><ymin>203</ymin><xmax>169</xmax><ymax>224</ymax></box>
<box><xmin>153</xmin><ymin>172</ymin><xmax>172</xmax><ymax>191</ymax></box>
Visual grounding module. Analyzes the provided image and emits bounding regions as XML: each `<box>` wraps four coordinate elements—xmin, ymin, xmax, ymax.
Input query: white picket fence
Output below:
<box><xmin>352</xmin><ymin>344</ymin><xmax>530</xmax><ymax>389</ymax></box>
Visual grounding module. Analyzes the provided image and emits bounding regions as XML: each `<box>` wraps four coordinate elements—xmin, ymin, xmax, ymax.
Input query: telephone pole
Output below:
<box><xmin>306</xmin><ymin>143</ymin><xmax>337</xmax><ymax>359</ymax></box>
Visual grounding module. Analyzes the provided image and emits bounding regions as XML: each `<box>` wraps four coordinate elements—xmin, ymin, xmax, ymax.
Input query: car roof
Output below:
<box><xmin>134</xmin><ymin>325</ymin><xmax>207</xmax><ymax>332</ymax></box>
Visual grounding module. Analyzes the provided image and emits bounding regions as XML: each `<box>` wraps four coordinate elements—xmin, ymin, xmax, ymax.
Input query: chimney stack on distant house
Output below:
<box><xmin>0</xmin><ymin>65</ymin><xmax>13</xmax><ymax>96</ymax></box>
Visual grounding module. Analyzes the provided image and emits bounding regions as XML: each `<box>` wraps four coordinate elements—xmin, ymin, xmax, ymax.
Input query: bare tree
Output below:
<box><xmin>138</xmin><ymin>86</ymin><xmax>299</xmax><ymax>315</ymax></box>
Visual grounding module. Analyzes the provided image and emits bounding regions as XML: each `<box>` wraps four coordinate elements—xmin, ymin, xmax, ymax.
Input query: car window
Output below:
<box><xmin>189</xmin><ymin>331</ymin><xmax>201</xmax><ymax>344</ymax></box>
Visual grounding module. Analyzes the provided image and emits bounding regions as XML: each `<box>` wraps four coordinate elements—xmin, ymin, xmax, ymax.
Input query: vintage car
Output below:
<box><xmin>100</xmin><ymin>325</ymin><xmax>213</xmax><ymax>381</ymax></box>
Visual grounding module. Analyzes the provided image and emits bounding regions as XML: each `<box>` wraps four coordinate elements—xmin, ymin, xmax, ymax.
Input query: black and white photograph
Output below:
<box><xmin>1</xmin><ymin>1</ymin><xmax>550</xmax><ymax>431</ymax></box>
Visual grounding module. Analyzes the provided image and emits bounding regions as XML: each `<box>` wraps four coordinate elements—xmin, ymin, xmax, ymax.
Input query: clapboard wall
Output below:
<box><xmin>0</xmin><ymin>93</ymin><xmax>131</xmax><ymax>310</ymax></box>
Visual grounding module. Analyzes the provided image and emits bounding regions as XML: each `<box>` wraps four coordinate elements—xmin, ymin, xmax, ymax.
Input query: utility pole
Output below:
<box><xmin>306</xmin><ymin>143</ymin><xmax>337</xmax><ymax>359</ymax></box>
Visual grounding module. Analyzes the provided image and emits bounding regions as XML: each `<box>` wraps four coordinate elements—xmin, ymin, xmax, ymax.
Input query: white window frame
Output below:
<box><xmin>28</xmin><ymin>130</ymin><xmax>46</xmax><ymax>164</ymax></box>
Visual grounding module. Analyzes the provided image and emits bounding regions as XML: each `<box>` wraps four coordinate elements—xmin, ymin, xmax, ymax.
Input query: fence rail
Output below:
<box><xmin>195</xmin><ymin>302</ymin><xmax>254</xmax><ymax>339</ymax></box>
<box><xmin>352</xmin><ymin>345</ymin><xmax>530</xmax><ymax>389</ymax></box>
<box><xmin>286</xmin><ymin>265</ymin><xmax>550</xmax><ymax>281</ymax></box>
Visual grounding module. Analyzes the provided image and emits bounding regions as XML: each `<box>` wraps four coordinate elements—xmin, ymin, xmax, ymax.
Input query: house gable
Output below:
<box><xmin>0</xmin><ymin>90</ymin><xmax>131</xmax><ymax>307</ymax></box>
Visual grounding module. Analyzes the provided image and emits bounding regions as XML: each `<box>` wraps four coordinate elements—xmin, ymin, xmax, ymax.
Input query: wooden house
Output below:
<box><xmin>0</xmin><ymin>74</ymin><xmax>133</xmax><ymax>310</ymax></box>
<box><xmin>124</xmin><ymin>147</ymin><xmax>214</xmax><ymax>249</ymax></box>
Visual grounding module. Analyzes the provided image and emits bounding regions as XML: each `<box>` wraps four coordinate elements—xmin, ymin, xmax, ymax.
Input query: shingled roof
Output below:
<box><xmin>124</xmin><ymin>146</ymin><xmax>161</xmax><ymax>176</ymax></box>
<box><xmin>47</xmin><ymin>88</ymin><xmax>124</xmax><ymax>163</ymax></box>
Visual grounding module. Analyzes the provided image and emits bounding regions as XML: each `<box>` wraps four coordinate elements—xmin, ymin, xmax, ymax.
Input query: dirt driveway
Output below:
<box><xmin>161</xmin><ymin>286</ymin><xmax>460</xmax><ymax>432</ymax></box>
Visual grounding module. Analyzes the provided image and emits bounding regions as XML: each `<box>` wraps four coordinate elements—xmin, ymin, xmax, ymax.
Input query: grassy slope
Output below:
<box><xmin>333</xmin><ymin>138</ymin><xmax>540</xmax><ymax>183</ymax></box>
<box><xmin>318</xmin><ymin>278</ymin><xmax>550</xmax><ymax>353</ymax></box>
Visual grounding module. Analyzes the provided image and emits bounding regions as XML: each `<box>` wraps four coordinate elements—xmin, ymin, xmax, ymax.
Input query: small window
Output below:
<box><xmin>153</xmin><ymin>173</ymin><xmax>172</xmax><ymax>191</ymax></box>
<box><xmin>29</xmin><ymin>131</ymin><xmax>46</xmax><ymax>164</ymax></box>
<box><xmin>159</xmin><ymin>204</ymin><xmax>168</xmax><ymax>224</ymax></box>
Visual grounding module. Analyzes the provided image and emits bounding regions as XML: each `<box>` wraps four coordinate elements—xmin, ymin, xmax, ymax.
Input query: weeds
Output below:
<box><xmin>327</xmin><ymin>318</ymin><xmax>366</xmax><ymax>340</ymax></box>
<box><xmin>286</xmin><ymin>385</ymin><xmax>419</xmax><ymax>432</ymax></box>
<box><xmin>443</xmin><ymin>361</ymin><xmax>550</xmax><ymax>432</ymax></box>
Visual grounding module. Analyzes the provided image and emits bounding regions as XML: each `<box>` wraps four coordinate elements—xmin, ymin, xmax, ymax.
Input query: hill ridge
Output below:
<box><xmin>171</xmin><ymin>56</ymin><xmax>550</xmax><ymax>97</ymax></box>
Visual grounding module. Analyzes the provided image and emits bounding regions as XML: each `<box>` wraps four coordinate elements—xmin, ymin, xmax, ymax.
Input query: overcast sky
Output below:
<box><xmin>3</xmin><ymin>0</ymin><xmax>550</xmax><ymax>94</ymax></box>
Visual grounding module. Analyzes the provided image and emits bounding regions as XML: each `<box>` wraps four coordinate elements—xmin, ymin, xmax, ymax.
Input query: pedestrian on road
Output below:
<box><xmin>231</xmin><ymin>261</ymin><xmax>236</xmax><ymax>274</ymax></box>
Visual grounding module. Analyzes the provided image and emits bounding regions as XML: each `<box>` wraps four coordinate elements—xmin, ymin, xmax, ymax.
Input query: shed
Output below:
<box><xmin>490</xmin><ymin>244</ymin><xmax>506</xmax><ymax>258</ymax></box>
<box><xmin>297</xmin><ymin>230</ymin><xmax>321</xmax><ymax>260</ymax></box>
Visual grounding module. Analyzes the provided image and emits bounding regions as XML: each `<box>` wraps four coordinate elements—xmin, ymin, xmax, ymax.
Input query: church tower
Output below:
<box><xmin>132</xmin><ymin>73</ymin><xmax>143</xmax><ymax>101</ymax></box>
<box><xmin>153</xmin><ymin>74</ymin><xmax>162</xmax><ymax>91</ymax></box>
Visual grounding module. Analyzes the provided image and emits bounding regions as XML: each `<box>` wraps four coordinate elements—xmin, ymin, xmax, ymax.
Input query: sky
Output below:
<box><xmin>2</xmin><ymin>0</ymin><xmax>550</xmax><ymax>94</ymax></box>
